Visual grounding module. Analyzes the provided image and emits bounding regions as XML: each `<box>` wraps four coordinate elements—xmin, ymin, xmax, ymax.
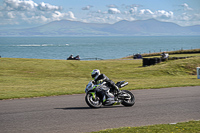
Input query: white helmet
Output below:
<box><xmin>91</xmin><ymin>69</ymin><xmax>100</xmax><ymax>80</ymax></box>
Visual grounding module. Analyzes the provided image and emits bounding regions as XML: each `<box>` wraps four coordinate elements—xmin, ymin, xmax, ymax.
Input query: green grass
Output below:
<box><xmin>91</xmin><ymin>120</ymin><xmax>200</xmax><ymax>133</ymax></box>
<box><xmin>0</xmin><ymin>55</ymin><xmax>200</xmax><ymax>99</ymax></box>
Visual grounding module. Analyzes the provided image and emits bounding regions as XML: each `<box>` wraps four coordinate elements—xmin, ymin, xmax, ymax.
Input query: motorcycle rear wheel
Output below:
<box><xmin>85</xmin><ymin>93</ymin><xmax>102</xmax><ymax>108</ymax></box>
<box><xmin>121</xmin><ymin>90</ymin><xmax>135</xmax><ymax>107</ymax></box>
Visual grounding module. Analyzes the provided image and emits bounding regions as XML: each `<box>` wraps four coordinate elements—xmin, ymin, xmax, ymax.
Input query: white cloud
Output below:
<box><xmin>177</xmin><ymin>12</ymin><xmax>200</xmax><ymax>22</ymax></box>
<box><xmin>52</xmin><ymin>11</ymin><xmax>63</xmax><ymax>19</ymax></box>
<box><xmin>129</xmin><ymin>7</ymin><xmax>137</xmax><ymax>14</ymax></box>
<box><xmin>173</xmin><ymin>12</ymin><xmax>200</xmax><ymax>26</ymax></box>
<box><xmin>4</xmin><ymin>0</ymin><xmax>38</xmax><ymax>11</ymax></box>
<box><xmin>80</xmin><ymin>4</ymin><xmax>176</xmax><ymax>24</ymax></box>
<box><xmin>38</xmin><ymin>2</ymin><xmax>62</xmax><ymax>11</ymax></box>
<box><xmin>139</xmin><ymin>9</ymin><xmax>154</xmax><ymax>15</ymax></box>
<box><xmin>108</xmin><ymin>8</ymin><xmax>121</xmax><ymax>14</ymax></box>
<box><xmin>180</xmin><ymin>13</ymin><xmax>191</xmax><ymax>21</ymax></box>
<box><xmin>96</xmin><ymin>10</ymin><xmax>101</xmax><ymax>13</ymax></box>
<box><xmin>4</xmin><ymin>0</ymin><xmax>61</xmax><ymax>11</ymax></box>
<box><xmin>0</xmin><ymin>1</ymin><xmax>199</xmax><ymax>27</ymax></box>
<box><xmin>51</xmin><ymin>11</ymin><xmax>76</xmax><ymax>21</ymax></box>
<box><xmin>181</xmin><ymin>3</ymin><xmax>193</xmax><ymax>11</ymax></box>
<box><xmin>135</xmin><ymin>9</ymin><xmax>173</xmax><ymax>20</ymax></box>
<box><xmin>107</xmin><ymin>4</ymin><xmax>117</xmax><ymax>8</ymax></box>
<box><xmin>7</xmin><ymin>11</ymin><xmax>15</xmax><ymax>18</ymax></box>
<box><xmin>82</xmin><ymin>5</ymin><xmax>93</xmax><ymax>10</ymax></box>
<box><xmin>193</xmin><ymin>13</ymin><xmax>200</xmax><ymax>21</ymax></box>
<box><xmin>68</xmin><ymin>11</ymin><xmax>75</xmax><ymax>19</ymax></box>
<box><xmin>0</xmin><ymin>0</ymin><xmax>74</xmax><ymax>25</ymax></box>
<box><xmin>171</xmin><ymin>3</ymin><xmax>200</xmax><ymax>26</ymax></box>
<box><xmin>154</xmin><ymin>10</ymin><xmax>173</xmax><ymax>19</ymax></box>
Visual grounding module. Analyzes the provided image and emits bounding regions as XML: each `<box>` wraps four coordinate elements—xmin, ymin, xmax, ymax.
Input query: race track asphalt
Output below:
<box><xmin>0</xmin><ymin>86</ymin><xmax>200</xmax><ymax>133</ymax></box>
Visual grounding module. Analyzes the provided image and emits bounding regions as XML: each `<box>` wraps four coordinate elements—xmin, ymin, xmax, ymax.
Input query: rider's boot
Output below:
<box><xmin>114</xmin><ymin>85</ymin><xmax>122</xmax><ymax>99</ymax></box>
<box><xmin>115</xmin><ymin>85</ymin><xmax>121</xmax><ymax>94</ymax></box>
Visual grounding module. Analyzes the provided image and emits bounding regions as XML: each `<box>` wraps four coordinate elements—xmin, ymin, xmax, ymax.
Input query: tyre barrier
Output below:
<box><xmin>143</xmin><ymin>58</ymin><xmax>149</xmax><ymax>66</ymax></box>
<box><xmin>169</xmin><ymin>56</ymin><xmax>193</xmax><ymax>60</ymax></box>
<box><xmin>143</xmin><ymin>58</ymin><xmax>160</xmax><ymax>67</ymax></box>
<box><xmin>143</xmin><ymin>56</ymin><xmax>191</xmax><ymax>67</ymax></box>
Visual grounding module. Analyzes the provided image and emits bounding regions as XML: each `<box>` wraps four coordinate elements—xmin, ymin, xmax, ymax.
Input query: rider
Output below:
<box><xmin>91</xmin><ymin>69</ymin><xmax>120</xmax><ymax>96</ymax></box>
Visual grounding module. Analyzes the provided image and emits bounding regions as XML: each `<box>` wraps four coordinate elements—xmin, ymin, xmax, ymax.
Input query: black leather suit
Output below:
<box><xmin>94</xmin><ymin>74</ymin><xmax>118</xmax><ymax>92</ymax></box>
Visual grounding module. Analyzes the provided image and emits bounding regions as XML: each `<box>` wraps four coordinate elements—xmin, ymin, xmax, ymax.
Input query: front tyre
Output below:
<box><xmin>121</xmin><ymin>90</ymin><xmax>135</xmax><ymax>107</ymax></box>
<box><xmin>85</xmin><ymin>92</ymin><xmax>102</xmax><ymax>108</ymax></box>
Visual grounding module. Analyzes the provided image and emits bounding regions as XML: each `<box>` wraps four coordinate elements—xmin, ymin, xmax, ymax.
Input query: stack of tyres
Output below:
<box><xmin>154</xmin><ymin>58</ymin><xmax>161</xmax><ymax>64</ymax></box>
<box><xmin>161</xmin><ymin>58</ymin><xmax>166</xmax><ymax>62</ymax></box>
<box><xmin>156</xmin><ymin>58</ymin><xmax>161</xmax><ymax>63</ymax></box>
<box><xmin>143</xmin><ymin>58</ymin><xmax>162</xmax><ymax>67</ymax></box>
<box><xmin>149</xmin><ymin>58</ymin><xmax>155</xmax><ymax>65</ymax></box>
<box><xmin>143</xmin><ymin>58</ymin><xmax>150</xmax><ymax>67</ymax></box>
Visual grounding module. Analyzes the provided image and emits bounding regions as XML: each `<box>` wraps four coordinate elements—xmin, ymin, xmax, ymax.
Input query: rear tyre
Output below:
<box><xmin>85</xmin><ymin>92</ymin><xmax>102</xmax><ymax>108</ymax></box>
<box><xmin>121</xmin><ymin>90</ymin><xmax>135</xmax><ymax>107</ymax></box>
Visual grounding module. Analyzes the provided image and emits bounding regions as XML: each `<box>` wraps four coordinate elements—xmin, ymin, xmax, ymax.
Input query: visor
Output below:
<box><xmin>91</xmin><ymin>73</ymin><xmax>97</xmax><ymax>78</ymax></box>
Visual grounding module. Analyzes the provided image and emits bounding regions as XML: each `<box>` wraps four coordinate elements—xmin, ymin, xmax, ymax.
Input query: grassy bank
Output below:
<box><xmin>0</xmin><ymin>54</ymin><xmax>200</xmax><ymax>99</ymax></box>
<box><xmin>92</xmin><ymin>120</ymin><xmax>200</xmax><ymax>133</ymax></box>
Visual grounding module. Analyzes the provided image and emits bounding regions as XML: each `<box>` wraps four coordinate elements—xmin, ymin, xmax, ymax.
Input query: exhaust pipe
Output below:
<box><xmin>120</xmin><ymin>82</ymin><xmax>128</xmax><ymax>87</ymax></box>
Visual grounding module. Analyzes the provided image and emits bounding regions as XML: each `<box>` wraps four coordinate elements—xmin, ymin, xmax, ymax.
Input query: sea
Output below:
<box><xmin>0</xmin><ymin>36</ymin><xmax>199</xmax><ymax>60</ymax></box>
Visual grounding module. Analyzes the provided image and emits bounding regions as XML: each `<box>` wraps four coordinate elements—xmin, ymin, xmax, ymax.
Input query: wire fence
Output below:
<box><xmin>81</xmin><ymin>58</ymin><xmax>103</xmax><ymax>60</ymax></box>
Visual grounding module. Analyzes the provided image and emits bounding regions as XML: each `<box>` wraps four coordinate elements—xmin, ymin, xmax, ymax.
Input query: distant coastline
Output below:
<box><xmin>0</xmin><ymin>19</ymin><xmax>200</xmax><ymax>37</ymax></box>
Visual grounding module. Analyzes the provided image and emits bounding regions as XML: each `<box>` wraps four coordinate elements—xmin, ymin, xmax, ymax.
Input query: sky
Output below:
<box><xmin>0</xmin><ymin>0</ymin><xmax>200</xmax><ymax>29</ymax></box>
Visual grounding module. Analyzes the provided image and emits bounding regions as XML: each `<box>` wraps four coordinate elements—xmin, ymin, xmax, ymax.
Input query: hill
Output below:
<box><xmin>0</xmin><ymin>19</ymin><xmax>200</xmax><ymax>36</ymax></box>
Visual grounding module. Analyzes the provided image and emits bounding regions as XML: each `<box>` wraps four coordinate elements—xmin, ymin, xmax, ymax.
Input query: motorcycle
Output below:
<box><xmin>85</xmin><ymin>80</ymin><xmax>135</xmax><ymax>108</ymax></box>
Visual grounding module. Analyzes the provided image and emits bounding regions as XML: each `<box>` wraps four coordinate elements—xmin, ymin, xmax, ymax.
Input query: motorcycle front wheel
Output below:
<box><xmin>85</xmin><ymin>92</ymin><xmax>102</xmax><ymax>108</ymax></box>
<box><xmin>121</xmin><ymin>90</ymin><xmax>135</xmax><ymax>107</ymax></box>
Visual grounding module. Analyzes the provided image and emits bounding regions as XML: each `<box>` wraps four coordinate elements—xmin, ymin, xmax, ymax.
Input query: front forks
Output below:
<box><xmin>90</xmin><ymin>92</ymin><xmax>96</xmax><ymax>100</ymax></box>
